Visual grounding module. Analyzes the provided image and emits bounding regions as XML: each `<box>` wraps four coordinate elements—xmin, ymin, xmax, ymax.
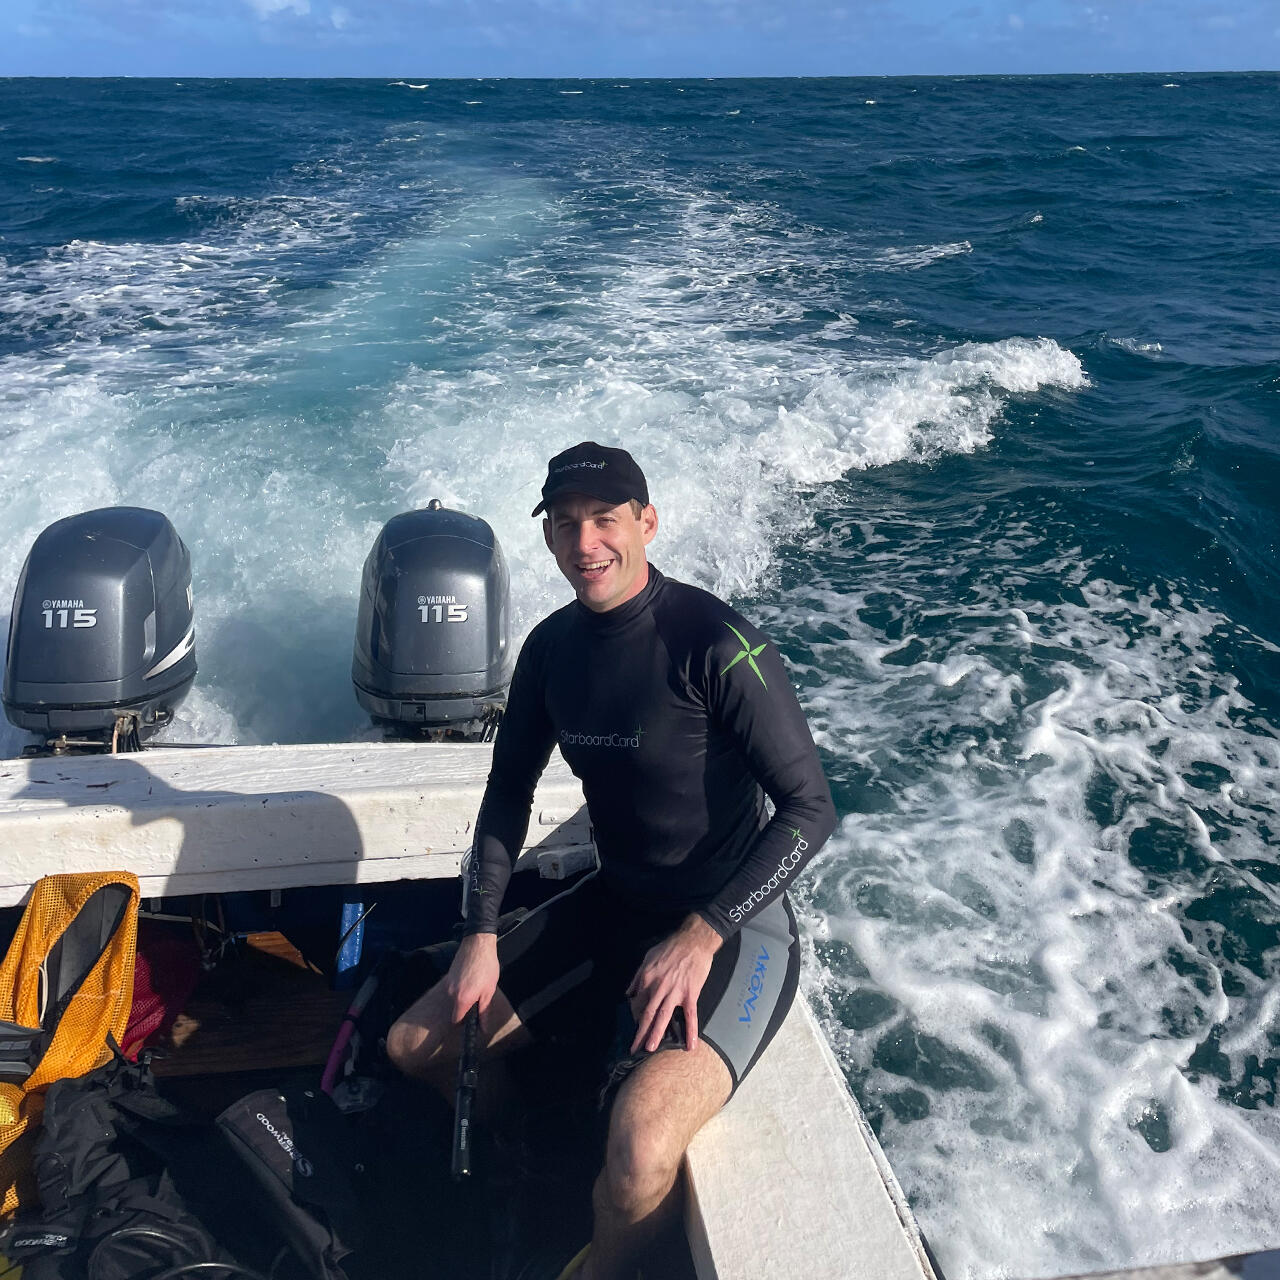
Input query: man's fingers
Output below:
<box><xmin>644</xmin><ymin>994</ymin><xmax>679</xmax><ymax>1053</ymax></box>
<box><xmin>630</xmin><ymin>1000</ymin><xmax>657</xmax><ymax>1054</ymax></box>
<box><xmin>453</xmin><ymin>983</ymin><xmax>487</xmax><ymax>1025</ymax></box>
<box><xmin>684</xmin><ymin>1002</ymin><xmax>699</xmax><ymax>1050</ymax></box>
<box><xmin>631</xmin><ymin>989</ymin><xmax>667</xmax><ymax>1053</ymax></box>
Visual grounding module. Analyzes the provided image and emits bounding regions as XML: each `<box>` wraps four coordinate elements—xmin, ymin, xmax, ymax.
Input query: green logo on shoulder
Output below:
<box><xmin>721</xmin><ymin>623</ymin><xmax>768</xmax><ymax>688</ymax></box>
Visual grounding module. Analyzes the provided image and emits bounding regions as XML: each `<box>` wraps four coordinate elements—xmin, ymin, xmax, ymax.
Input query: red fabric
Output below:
<box><xmin>121</xmin><ymin>921</ymin><xmax>201</xmax><ymax>1061</ymax></box>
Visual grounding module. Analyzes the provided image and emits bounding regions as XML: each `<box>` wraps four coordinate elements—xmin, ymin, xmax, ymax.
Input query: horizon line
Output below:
<box><xmin>3</xmin><ymin>68</ymin><xmax>1279</xmax><ymax>81</ymax></box>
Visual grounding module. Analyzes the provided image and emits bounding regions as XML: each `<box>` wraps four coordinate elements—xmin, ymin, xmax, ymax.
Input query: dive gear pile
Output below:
<box><xmin>0</xmin><ymin>872</ymin><xmax>139</xmax><ymax>1215</ymax></box>
<box><xmin>3</xmin><ymin>1052</ymin><xmax>363</xmax><ymax>1280</ymax></box>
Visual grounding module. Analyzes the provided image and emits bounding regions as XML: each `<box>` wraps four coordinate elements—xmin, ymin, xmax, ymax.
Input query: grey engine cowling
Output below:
<box><xmin>3</xmin><ymin>507</ymin><xmax>196</xmax><ymax>738</ymax></box>
<box><xmin>352</xmin><ymin>501</ymin><xmax>511</xmax><ymax>734</ymax></box>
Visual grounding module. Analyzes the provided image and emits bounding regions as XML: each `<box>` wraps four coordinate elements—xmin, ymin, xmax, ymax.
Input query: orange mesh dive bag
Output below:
<box><xmin>0</xmin><ymin>871</ymin><xmax>139</xmax><ymax>1216</ymax></box>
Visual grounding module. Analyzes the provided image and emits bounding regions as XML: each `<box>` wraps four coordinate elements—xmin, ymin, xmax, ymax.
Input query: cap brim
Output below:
<box><xmin>531</xmin><ymin>482</ymin><xmax>641</xmax><ymax>518</ymax></box>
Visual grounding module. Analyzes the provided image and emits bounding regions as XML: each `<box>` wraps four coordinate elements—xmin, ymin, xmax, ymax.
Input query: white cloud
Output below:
<box><xmin>330</xmin><ymin>3</ymin><xmax>350</xmax><ymax>27</ymax></box>
<box><xmin>243</xmin><ymin>0</ymin><xmax>309</xmax><ymax>18</ymax></box>
<box><xmin>1008</xmin><ymin>12</ymin><xmax>1024</xmax><ymax>28</ymax></box>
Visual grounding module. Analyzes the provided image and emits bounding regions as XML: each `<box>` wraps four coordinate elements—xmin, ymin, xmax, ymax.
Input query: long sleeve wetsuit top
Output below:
<box><xmin>464</xmin><ymin>567</ymin><xmax>837</xmax><ymax>939</ymax></box>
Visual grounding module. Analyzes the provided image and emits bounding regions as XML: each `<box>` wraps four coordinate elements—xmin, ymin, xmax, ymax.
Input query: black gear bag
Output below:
<box><xmin>0</xmin><ymin>1051</ymin><xmax>247</xmax><ymax>1280</ymax></box>
<box><xmin>1</xmin><ymin>1051</ymin><xmax>365</xmax><ymax>1280</ymax></box>
<box><xmin>216</xmin><ymin>1087</ymin><xmax>364</xmax><ymax>1280</ymax></box>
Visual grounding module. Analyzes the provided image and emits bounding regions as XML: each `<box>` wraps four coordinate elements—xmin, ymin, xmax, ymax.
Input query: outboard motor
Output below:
<box><xmin>352</xmin><ymin>501</ymin><xmax>511</xmax><ymax>739</ymax></box>
<box><xmin>3</xmin><ymin>507</ymin><xmax>196</xmax><ymax>753</ymax></box>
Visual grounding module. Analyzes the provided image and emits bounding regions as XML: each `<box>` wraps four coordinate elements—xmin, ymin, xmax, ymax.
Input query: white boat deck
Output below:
<box><xmin>0</xmin><ymin>743</ymin><xmax>591</xmax><ymax>903</ymax></box>
<box><xmin>688</xmin><ymin>996</ymin><xmax>934</xmax><ymax>1280</ymax></box>
<box><xmin>0</xmin><ymin>743</ymin><xmax>934</xmax><ymax>1280</ymax></box>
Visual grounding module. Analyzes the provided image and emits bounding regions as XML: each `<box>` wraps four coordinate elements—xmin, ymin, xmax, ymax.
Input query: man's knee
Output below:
<box><xmin>386</xmin><ymin>982</ymin><xmax>530</xmax><ymax>1079</ymax></box>
<box><xmin>385</xmin><ymin>1017</ymin><xmax>430</xmax><ymax>1074</ymax></box>
<box><xmin>598</xmin><ymin>1041</ymin><xmax>731</xmax><ymax>1215</ymax></box>
<box><xmin>601</xmin><ymin>1112</ymin><xmax>683</xmax><ymax>1215</ymax></box>
<box><xmin>386</xmin><ymin>982</ymin><xmax>453</xmax><ymax>1077</ymax></box>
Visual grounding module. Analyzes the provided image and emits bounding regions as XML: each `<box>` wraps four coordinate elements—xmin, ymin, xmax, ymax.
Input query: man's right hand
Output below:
<box><xmin>445</xmin><ymin>932</ymin><xmax>500</xmax><ymax>1026</ymax></box>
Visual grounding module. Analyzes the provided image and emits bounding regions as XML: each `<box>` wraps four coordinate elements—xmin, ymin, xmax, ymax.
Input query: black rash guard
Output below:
<box><xmin>464</xmin><ymin>566</ymin><xmax>837</xmax><ymax>940</ymax></box>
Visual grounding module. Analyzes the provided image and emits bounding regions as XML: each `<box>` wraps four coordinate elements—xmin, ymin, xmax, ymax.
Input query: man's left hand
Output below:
<box><xmin>627</xmin><ymin>914</ymin><xmax>723</xmax><ymax>1054</ymax></box>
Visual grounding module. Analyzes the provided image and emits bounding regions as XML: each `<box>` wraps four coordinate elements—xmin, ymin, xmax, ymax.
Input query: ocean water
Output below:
<box><xmin>2</xmin><ymin>75</ymin><xmax>1278</xmax><ymax>1278</ymax></box>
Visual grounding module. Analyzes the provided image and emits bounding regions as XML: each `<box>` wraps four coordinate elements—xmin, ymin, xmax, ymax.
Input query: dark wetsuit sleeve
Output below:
<box><xmin>697</xmin><ymin>617</ymin><xmax>837</xmax><ymax>938</ymax></box>
<box><xmin>463</xmin><ymin>633</ymin><xmax>555</xmax><ymax>936</ymax></box>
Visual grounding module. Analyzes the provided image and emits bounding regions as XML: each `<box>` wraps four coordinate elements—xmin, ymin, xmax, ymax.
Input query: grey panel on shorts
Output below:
<box><xmin>701</xmin><ymin>894</ymin><xmax>798</xmax><ymax>1087</ymax></box>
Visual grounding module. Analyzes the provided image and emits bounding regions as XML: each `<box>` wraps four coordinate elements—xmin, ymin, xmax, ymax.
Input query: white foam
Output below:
<box><xmin>3</xmin><ymin>155</ymin><xmax>1088</xmax><ymax>754</ymax></box>
<box><xmin>16</xmin><ymin>156</ymin><xmax>57</xmax><ymax>163</ymax></box>
<box><xmin>873</xmin><ymin>241</ymin><xmax>972</xmax><ymax>271</ymax></box>
<box><xmin>384</xmin><ymin>324</ymin><xmax>1083</xmax><ymax>635</ymax></box>
<box><xmin>0</xmin><ymin>191</ymin><xmax>360</xmax><ymax>378</ymax></box>
<box><xmin>0</xmin><ymin>370</ymin><xmax>388</xmax><ymax>754</ymax></box>
<box><xmin>1109</xmin><ymin>336</ymin><xmax>1164</xmax><ymax>356</ymax></box>
<box><xmin>778</xmin><ymin>526</ymin><xmax>1280</xmax><ymax>1278</ymax></box>
<box><xmin>768</xmin><ymin>338</ymin><xmax>1086</xmax><ymax>484</ymax></box>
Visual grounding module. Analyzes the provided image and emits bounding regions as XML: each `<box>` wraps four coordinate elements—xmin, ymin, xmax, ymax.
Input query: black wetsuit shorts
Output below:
<box><xmin>496</xmin><ymin>874</ymin><xmax>800</xmax><ymax>1096</ymax></box>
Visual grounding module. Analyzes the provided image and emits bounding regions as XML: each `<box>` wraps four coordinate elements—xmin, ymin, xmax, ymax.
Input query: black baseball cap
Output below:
<box><xmin>531</xmin><ymin>441</ymin><xmax>650</xmax><ymax>517</ymax></box>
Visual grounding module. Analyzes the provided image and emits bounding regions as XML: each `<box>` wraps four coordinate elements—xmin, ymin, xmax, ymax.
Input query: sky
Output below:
<box><xmin>4</xmin><ymin>0</ymin><xmax>1278</xmax><ymax>78</ymax></box>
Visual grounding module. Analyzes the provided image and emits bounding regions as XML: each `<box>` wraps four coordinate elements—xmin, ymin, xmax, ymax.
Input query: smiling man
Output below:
<box><xmin>387</xmin><ymin>441</ymin><xmax>836</xmax><ymax>1280</ymax></box>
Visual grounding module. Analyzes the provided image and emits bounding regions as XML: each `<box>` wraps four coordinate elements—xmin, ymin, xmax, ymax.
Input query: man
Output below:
<box><xmin>387</xmin><ymin>442</ymin><xmax>836</xmax><ymax>1280</ymax></box>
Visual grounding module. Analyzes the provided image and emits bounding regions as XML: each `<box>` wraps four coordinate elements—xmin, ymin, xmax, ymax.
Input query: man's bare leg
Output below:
<box><xmin>584</xmin><ymin>1039</ymin><xmax>731</xmax><ymax>1280</ymax></box>
<box><xmin>386</xmin><ymin>975</ymin><xmax>533</xmax><ymax>1096</ymax></box>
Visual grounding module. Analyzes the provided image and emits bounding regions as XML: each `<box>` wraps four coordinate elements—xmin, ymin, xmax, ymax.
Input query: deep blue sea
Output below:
<box><xmin>2</xmin><ymin>75</ymin><xmax>1279</xmax><ymax>1278</ymax></box>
